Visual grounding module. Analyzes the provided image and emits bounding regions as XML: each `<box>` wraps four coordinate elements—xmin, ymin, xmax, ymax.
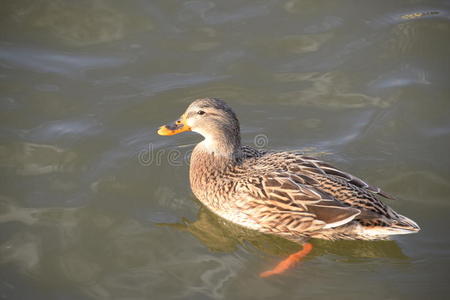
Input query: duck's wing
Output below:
<box><xmin>291</xmin><ymin>154</ymin><xmax>395</xmax><ymax>200</ymax></box>
<box><xmin>235</xmin><ymin>171</ymin><xmax>361</xmax><ymax>236</ymax></box>
<box><xmin>280</xmin><ymin>153</ymin><xmax>419</xmax><ymax>234</ymax></box>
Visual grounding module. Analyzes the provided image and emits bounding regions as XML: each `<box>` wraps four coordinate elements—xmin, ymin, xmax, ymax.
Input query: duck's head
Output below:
<box><xmin>158</xmin><ymin>98</ymin><xmax>241</xmax><ymax>154</ymax></box>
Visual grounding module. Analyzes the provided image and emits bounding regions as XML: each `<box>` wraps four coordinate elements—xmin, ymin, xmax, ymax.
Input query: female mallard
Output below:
<box><xmin>158</xmin><ymin>98</ymin><xmax>420</xmax><ymax>277</ymax></box>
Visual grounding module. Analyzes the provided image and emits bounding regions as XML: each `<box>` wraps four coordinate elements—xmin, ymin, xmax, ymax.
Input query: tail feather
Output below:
<box><xmin>391</xmin><ymin>213</ymin><xmax>420</xmax><ymax>233</ymax></box>
<box><xmin>361</xmin><ymin>214</ymin><xmax>420</xmax><ymax>238</ymax></box>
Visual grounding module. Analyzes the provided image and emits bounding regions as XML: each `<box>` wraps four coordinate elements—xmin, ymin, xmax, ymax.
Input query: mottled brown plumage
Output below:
<box><xmin>159</xmin><ymin>98</ymin><xmax>420</xmax><ymax>241</ymax></box>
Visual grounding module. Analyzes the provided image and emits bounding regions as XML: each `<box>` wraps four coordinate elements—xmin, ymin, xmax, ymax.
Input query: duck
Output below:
<box><xmin>157</xmin><ymin>98</ymin><xmax>420</xmax><ymax>277</ymax></box>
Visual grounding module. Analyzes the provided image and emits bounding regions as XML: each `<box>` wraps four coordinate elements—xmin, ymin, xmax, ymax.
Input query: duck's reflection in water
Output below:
<box><xmin>160</xmin><ymin>205</ymin><xmax>409</xmax><ymax>270</ymax></box>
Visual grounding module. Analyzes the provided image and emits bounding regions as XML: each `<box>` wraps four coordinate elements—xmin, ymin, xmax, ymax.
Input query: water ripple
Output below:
<box><xmin>368</xmin><ymin>64</ymin><xmax>431</xmax><ymax>91</ymax></box>
<box><xmin>0</xmin><ymin>45</ymin><xmax>128</xmax><ymax>77</ymax></box>
<box><xmin>367</xmin><ymin>8</ymin><xmax>449</xmax><ymax>28</ymax></box>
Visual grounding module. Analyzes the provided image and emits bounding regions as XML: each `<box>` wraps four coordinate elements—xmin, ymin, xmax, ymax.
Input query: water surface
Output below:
<box><xmin>1</xmin><ymin>0</ymin><xmax>449</xmax><ymax>299</ymax></box>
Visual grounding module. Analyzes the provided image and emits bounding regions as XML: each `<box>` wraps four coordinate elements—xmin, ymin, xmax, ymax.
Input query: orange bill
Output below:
<box><xmin>157</xmin><ymin>114</ymin><xmax>191</xmax><ymax>136</ymax></box>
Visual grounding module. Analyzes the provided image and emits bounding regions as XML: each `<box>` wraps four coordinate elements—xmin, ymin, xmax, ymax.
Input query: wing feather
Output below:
<box><xmin>237</xmin><ymin>171</ymin><xmax>360</xmax><ymax>235</ymax></box>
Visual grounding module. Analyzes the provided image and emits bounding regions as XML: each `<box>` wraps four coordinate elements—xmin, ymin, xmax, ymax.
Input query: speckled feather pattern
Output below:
<box><xmin>174</xmin><ymin>98</ymin><xmax>419</xmax><ymax>241</ymax></box>
<box><xmin>190</xmin><ymin>146</ymin><xmax>419</xmax><ymax>240</ymax></box>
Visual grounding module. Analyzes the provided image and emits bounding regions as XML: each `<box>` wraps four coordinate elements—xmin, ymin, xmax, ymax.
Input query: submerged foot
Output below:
<box><xmin>260</xmin><ymin>243</ymin><xmax>313</xmax><ymax>278</ymax></box>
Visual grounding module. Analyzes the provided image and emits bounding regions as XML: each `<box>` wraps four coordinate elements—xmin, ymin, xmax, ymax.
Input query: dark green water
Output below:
<box><xmin>1</xmin><ymin>0</ymin><xmax>449</xmax><ymax>299</ymax></box>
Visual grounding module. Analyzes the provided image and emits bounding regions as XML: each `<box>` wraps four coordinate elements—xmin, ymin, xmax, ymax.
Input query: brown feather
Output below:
<box><xmin>166</xmin><ymin>98</ymin><xmax>421</xmax><ymax>241</ymax></box>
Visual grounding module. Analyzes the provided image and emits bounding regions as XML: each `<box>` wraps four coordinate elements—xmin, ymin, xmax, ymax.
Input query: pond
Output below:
<box><xmin>0</xmin><ymin>0</ymin><xmax>449</xmax><ymax>299</ymax></box>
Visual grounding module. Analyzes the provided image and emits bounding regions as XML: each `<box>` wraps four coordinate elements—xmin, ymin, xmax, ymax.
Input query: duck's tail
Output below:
<box><xmin>359</xmin><ymin>213</ymin><xmax>420</xmax><ymax>239</ymax></box>
<box><xmin>390</xmin><ymin>213</ymin><xmax>421</xmax><ymax>233</ymax></box>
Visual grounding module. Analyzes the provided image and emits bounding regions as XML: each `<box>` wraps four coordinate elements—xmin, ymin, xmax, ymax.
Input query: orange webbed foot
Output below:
<box><xmin>260</xmin><ymin>243</ymin><xmax>313</xmax><ymax>278</ymax></box>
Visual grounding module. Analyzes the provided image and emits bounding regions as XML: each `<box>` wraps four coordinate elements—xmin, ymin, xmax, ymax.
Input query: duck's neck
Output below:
<box><xmin>192</xmin><ymin>132</ymin><xmax>242</xmax><ymax>168</ymax></box>
<box><xmin>194</xmin><ymin>125</ymin><xmax>242</xmax><ymax>160</ymax></box>
<box><xmin>189</xmin><ymin>133</ymin><xmax>242</xmax><ymax>209</ymax></box>
<box><xmin>189</xmin><ymin>133</ymin><xmax>241</xmax><ymax>191</ymax></box>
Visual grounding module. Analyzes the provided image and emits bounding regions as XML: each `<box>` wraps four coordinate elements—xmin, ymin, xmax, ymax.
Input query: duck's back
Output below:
<box><xmin>190</xmin><ymin>144</ymin><xmax>420</xmax><ymax>240</ymax></box>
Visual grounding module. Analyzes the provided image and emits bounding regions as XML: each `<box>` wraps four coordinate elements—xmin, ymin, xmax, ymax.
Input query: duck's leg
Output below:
<box><xmin>260</xmin><ymin>243</ymin><xmax>313</xmax><ymax>278</ymax></box>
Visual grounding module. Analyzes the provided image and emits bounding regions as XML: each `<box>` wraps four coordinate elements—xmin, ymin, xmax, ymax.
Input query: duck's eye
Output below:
<box><xmin>197</xmin><ymin>110</ymin><xmax>205</xmax><ymax>115</ymax></box>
